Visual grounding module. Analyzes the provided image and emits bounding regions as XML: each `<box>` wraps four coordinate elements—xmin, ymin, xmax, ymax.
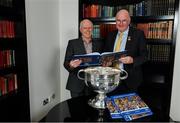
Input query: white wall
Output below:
<box><xmin>59</xmin><ymin>0</ymin><xmax>79</xmax><ymax>102</ymax></box>
<box><xmin>25</xmin><ymin>0</ymin><xmax>78</xmax><ymax>121</ymax></box>
<box><xmin>25</xmin><ymin>0</ymin><xmax>60</xmax><ymax>121</ymax></box>
<box><xmin>170</xmin><ymin>1</ymin><xmax>180</xmax><ymax>121</ymax></box>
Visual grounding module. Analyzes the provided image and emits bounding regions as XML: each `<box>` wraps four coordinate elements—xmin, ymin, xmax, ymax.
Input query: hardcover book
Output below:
<box><xmin>105</xmin><ymin>97</ymin><xmax>122</xmax><ymax>119</ymax></box>
<box><xmin>72</xmin><ymin>50</ymin><xmax>127</xmax><ymax>67</ymax></box>
<box><xmin>111</xmin><ymin>93</ymin><xmax>153</xmax><ymax>121</ymax></box>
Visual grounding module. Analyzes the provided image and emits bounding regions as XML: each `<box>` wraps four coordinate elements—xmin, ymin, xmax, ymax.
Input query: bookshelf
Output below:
<box><xmin>79</xmin><ymin>0</ymin><xmax>179</xmax><ymax>121</ymax></box>
<box><xmin>0</xmin><ymin>0</ymin><xmax>30</xmax><ymax>121</ymax></box>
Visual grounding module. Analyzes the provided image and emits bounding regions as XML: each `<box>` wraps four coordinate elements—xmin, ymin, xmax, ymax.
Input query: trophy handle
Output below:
<box><xmin>119</xmin><ymin>69</ymin><xmax>128</xmax><ymax>80</ymax></box>
<box><xmin>77</xmin><ymin>69</ymin><xmax>85</xmax><ymax>80</ymax></box>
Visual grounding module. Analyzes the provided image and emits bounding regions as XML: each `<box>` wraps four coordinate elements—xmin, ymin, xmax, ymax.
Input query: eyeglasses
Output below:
<box><xmin>116</xmin><ymin>19</ymin><xmax>128</xmax><ymax>24</ymax></box>
<box><xmin>82</xmin><ymin>27</ymin><xmax>93</xmax><ymax>30</ymax></box>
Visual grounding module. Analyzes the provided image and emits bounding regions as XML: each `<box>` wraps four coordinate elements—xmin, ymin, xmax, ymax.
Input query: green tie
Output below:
<box><xmin>114</xmin><ymin>32</ymin><xmax>123</xmax><ymax>68</ymax></box>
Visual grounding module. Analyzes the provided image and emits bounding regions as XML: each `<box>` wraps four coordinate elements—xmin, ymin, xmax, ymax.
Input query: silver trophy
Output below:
<box><xmin>77</xmin><ymin>66</ymin><xmax>128</xmax><ymax>109</ymax></box>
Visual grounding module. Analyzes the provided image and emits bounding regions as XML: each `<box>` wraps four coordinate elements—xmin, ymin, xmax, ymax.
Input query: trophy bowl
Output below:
<box><xmin>77</xmin><ymin>66</ymin><xmax>128</xmax><ymax>109</ymax></box>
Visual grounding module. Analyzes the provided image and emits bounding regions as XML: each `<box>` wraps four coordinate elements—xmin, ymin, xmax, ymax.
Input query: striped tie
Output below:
<box><xmin>114</xmin><ymin>32</ymin><xmax>123</xmax><ymax>68</ymax></box>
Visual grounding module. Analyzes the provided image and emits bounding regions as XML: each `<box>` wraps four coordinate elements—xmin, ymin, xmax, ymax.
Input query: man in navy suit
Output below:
<box><xmin>64</xmin><ymin>19</ymin><xmax>103</xmax><ymax>98</ymax></box>
<box><xmin>103</xmin><ymin>9</ymin><xmax>147</xmax><ymax>95</ymax></box>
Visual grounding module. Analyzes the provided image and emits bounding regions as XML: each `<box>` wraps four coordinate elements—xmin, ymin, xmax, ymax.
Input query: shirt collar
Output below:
<box><xmin>81</xmin><ymin>36</ymin><xmax>92</xmax><ymax>44</ymax></box>
<box><xmin>118</xmin><ymin>26</ymin><xmax>129</xmax><ymax>35</ymax></box>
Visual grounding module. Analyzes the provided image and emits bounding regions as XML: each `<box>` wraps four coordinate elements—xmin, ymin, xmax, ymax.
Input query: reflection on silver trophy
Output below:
<box><xmin>77</xmin><ymin>66</ymin><xmax>128</xmax><ymax>109</ymax></box>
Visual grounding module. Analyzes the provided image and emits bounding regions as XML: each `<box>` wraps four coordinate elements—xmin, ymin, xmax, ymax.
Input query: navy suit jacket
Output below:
<box><xmin>104</xmin><ymin>27</ymin><xmax>147</xmax><ymax>90</ymax></box>
<box><xmin>64</xmin><ymin>37</ymin><xmax>103</xmax><ymax>92</ymax></box>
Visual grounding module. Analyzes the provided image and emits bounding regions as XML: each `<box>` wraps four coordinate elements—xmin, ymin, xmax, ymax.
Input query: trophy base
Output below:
<box><xmin>88</xmin><ymin>93</ymin><xmax>106</xmax><ymax>109</ymax></box>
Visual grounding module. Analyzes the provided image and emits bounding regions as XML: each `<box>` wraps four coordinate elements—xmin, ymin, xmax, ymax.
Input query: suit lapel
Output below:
<box><xmin>92</xmin><ymin>39</ymin><xmax>99</xmax><ymax>52</ymax></box>
<box><xmin>110</xmin><ymin>30</ymin><xmax>118</xmax><ymax>52</ymax></box>
<box><xmin>125</xmin><ymin>27</ymin><xmax>134</xmax><ymax>51</ymax></box>
<box><xmin>92</xmin><ymin>40</ymin><xmax>96</xmax><ymax>52</ymax></box>
<box><xmin>78</xmin><ymin>38</ymin><xmax>87</xmax><ymax>54</ymax></box>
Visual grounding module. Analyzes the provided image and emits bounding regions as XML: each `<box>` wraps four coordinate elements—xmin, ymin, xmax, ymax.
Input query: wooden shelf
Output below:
<box><xmin>85</xmin><ymin>15</ymin><xmax>174</xmax><ymax>23</ymax></box>
<box><xmin>146</xmin><ymin>39</ymin><xmax>172</xmax><ymax>45</ymax></box>
<box><xmin>0</xmin><ymin>0</ymin><xmax>30</xmax><ymax>121</ymax></box>
<box><xmin>82</xmin><ymin>0</ymin><xmax>143</xmax><ymax>6</ymax></box>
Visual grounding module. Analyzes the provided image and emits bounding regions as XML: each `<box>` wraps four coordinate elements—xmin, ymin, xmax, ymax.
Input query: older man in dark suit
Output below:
<box><xmin>104</xmin><ymin>9</ymin><xmax>147</xmax><ymax>95</ymax></box>
<box><xmin>64</xmin><ymin>19</ymin><xmax>103</xmax><ymax>98</ymax></box>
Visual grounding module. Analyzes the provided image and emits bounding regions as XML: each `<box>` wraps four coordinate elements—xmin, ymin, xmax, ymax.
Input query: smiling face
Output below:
<box><xmin>80</xmin><ymin>19</ymin><xmax>93</xmax><ymax>40</ymax></box>
<box><xmin>115</xmin><ymin>9</ymin><xmax>131</xmax><ymax>32</ymax></box>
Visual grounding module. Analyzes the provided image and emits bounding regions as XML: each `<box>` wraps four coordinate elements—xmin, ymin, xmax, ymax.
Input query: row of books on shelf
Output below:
<box><xmin>147</xmin><ymin>44</ymin><xmax>170</xmax><ymax>63</ymax></box>
<box><xmin>0</xmin><ymin>20</ymin><xmax>15</xmax><ymax>38</ymax></box>
<box><xmin>0</xmin><ymin>0</ymin><xmax>13</xmax><ymax>7</ymax></box>
<box><xmin>0</xmin><ymin>73</ymin><xmax>17</xmax><ymax>96</ymax></box>
<box><xmin>105</xmin><ymin>92</ymin><xmax>153</xmax><ymax>121</ymax></box>
<box><xmin>92</xmin><ymin>21</ymin><xmax>173</xmax><ymax>40</ymax></box>
<box><xmin>82</xmin><ymin>0</ymin><xmax>175</xmax><ymax>18</ymax></box>
<box><xmin>0</xmin><ymin>50</ymin><xmax>15</xmax><ymax>68</ymax></box>
<box><xmin>92</xmin><ymin>24</ymin><xmax>116</xmax><ymax>38</ymax></box>
<box><xmin>150</xmin><ymin>0</ymin><xmax>175</xmax><ymax>16</ymax></box>
<box><xmin>136</xmin><ymin>21</ymin><xmax>173</xmax><ymax>40</ymax></box>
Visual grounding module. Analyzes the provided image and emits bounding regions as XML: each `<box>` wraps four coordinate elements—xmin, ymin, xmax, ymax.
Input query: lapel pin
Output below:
<box><xmin>128</xmin><ymin>36</ymin><xmax>131</xmax><ymax>41</ymax></box>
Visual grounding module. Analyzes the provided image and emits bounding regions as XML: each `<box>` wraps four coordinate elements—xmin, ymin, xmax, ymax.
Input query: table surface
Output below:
<box><xmin>43</xmin><ymin>94</ymin><xmax>171</xmax><ymax>122</ymax></box>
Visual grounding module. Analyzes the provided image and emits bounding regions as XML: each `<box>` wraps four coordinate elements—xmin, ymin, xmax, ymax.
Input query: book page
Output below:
<box><xmin>74</xmin><ymin>52</ymin><xmax>100</xmax><ymax>57</ymax></box>
<box><xmin>101</xmin><ymin>51</ymin><xmax>127</xmax><ymax>56</ymax></box>
<box><xmin>85</xmin><ymin>52</ymin><xmax>101</xmax><ymax>56</ymax></box>
<box><xmin>100</xmin><ymin>50</ymin><xmax>128</xmax><ymax>64</ymax></box>
<box><xmin>101</xmin><ymin>52</ymin><xmax>113</xmax><ymax>55</ymax></box>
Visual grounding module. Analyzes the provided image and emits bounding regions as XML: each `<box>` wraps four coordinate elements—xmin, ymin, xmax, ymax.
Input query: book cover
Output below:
<box><xmin>72</xmin><ymin>50</ymin><xmax>127</xmax><ymax>67</ymax></box>
<box><xmin>105</xmin><ymin>97</ymin><xmax>122</xmax><ymax>119</ymax></box>
<box><xmin>111</xmin><ymin>93</ymin><xmax>153</xmax><ymax>121</ymax></box>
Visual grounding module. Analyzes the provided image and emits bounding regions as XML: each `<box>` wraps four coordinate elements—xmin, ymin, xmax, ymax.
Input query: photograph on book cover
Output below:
<box><xmin>111</xmin><ymin>93</ymin><xmax>153</xmax><ymax>121</ymax></box>
<box><xmin>105</xmin><ymin>98</ymin><xmax>122</xmax><ymax>119</ymax></box>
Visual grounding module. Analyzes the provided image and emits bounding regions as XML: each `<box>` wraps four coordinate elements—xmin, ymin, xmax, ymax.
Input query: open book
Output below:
<box><xmin>72</xmin><ymin>50</ymin><xmax>127</xmax><ymax>67</ymax></box>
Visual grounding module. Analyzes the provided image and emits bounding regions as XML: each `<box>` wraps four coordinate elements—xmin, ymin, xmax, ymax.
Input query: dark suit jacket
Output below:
<box><xmin>64</xmin><ymin>37</ymin><xmax>103</xmax><ymax>93</ymax></box>
<box><xmin>104</xmin><ymin>27</ymin><xmax>147</xmax><ymax>90</ymax></box>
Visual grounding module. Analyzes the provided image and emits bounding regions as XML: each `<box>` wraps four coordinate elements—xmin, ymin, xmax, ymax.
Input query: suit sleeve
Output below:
<box><xmin>63</xmin><ymin>40</ymin><xmax>77</xmax><ymax>72</ymax></box>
